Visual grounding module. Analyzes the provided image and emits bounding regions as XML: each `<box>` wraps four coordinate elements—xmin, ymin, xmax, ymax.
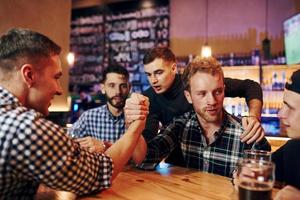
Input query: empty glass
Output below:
<box><xmin>237</xmin><ymin>159</ymin><xmax>275</xmax><ymax>200</ymax></box>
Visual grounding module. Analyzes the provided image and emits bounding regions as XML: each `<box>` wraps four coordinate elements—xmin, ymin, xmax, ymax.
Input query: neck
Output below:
<box><xmin>107</xmin><ymin>103</ymin><xmax>123</xmax><ymax>117</ymax></box>
<box><xmin>0</xmin><ymin>80</ymin><xmax>28</xmax><ymax>106</ymax></box>
<box><xmin>197</xmin><ymin>111</ymin><xmax>224</xmax><ymax>143</ymax></box>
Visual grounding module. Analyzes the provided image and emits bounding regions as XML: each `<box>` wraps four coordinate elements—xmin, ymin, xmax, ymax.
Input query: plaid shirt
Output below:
<box><xmin>70</xmin><ymin>105</ymin><xmax>125</xmax><ymax>142</ymax></box>
<box><xmin>141</xmin><ymin>110</ymin><xmax>270</xmax><ymax>177</ymax></box>
<box><xmin>0</xmin><ymin>87</ymin><xmax>113</xmax><ymax>199</ymax></box>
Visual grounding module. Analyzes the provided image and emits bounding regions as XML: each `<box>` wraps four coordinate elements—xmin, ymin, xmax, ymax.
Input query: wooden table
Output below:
<box><xmin>80</xmin><ymin>165</ymin><xmax>237</xmax><ymax>200</ymax></box>
<box><xmin>38</xmin><ymin>164</ymin><xmax>279</xmax><ymax>200</ymax></box>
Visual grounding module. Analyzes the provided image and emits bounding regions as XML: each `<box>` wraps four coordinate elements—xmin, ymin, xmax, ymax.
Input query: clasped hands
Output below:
<box><xmin>76</xmin><ymin>93</ymin><xmax>149</xmax><ymax>153</ymax></box>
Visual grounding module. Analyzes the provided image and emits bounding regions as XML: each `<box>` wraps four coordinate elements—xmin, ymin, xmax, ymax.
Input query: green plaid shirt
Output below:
<box><xmin>141</xmin><ymin>110</ymin><xmax>271</xmax><ymax>177</ymax></box>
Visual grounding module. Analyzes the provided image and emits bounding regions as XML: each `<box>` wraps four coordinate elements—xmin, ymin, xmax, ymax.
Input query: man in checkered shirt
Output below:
<box><xmin>69</xmin><ymin>65</ymin><xmax>131</xmax><ymax>153</ymax></box>
<box><xmin>0</xmin><ymin>28</ymin><xmax>149</xmax><ymax>199</ymax></box>
<box><xmin>131</xmin><ymin>56</ymin><xmax>271</xmax><ymax>177</ymax></box>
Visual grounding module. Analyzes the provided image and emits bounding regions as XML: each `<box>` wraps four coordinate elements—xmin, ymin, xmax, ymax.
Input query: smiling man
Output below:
<box><xmin>70</xmin><ymin>65</ymin><xmax>131</xmax><ymax>152</ymax></box>
<box><xmin>130</xmin><ymin>56</ymin><xmax>270</xmax><ymax>177</ymax></box>
<box><xmin>0</xmin><ymin>28</ymin><xmax>148</xmax><ymax>199</ymax></box>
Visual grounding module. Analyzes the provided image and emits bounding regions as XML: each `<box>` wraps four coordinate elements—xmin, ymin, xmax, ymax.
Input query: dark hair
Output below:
<box><xmin>285</xmin><ymin>69</ymin><xmax>300</xmax><ymax>94</ymax></box>
<box><xmin>0</xmin><ymin>28</ymin><xmax>61</xmax><ymax>72</ymax></box>
<box><xmin>102</xmin><ymin>64</ymin><xmax>129</xmax><ymax>83</ymax></box>
<box><xmin>143</xmin><ymin>46</ymin><xmax>176</xmax><ymax>65</ymax></box>
<box><xmin>182</xmin><ymin>56</ymin><xmax>223</xmax><ymax>91</ymax></box>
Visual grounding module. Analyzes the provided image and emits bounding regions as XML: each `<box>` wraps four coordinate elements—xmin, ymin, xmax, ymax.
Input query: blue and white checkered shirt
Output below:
<box><xmin>0</xmin><ymin>87</ymin><xmax>113</xmax><ymax>199</ymax></box>
<box><xmin>141</xmin><ymin>110</ymin><xmax>271</xmax><ymax>177</ymax></box>
<box><xmin>70</xmin><ymin>105</ymin><xmax>125</xmax><ymax>142</ymax></box>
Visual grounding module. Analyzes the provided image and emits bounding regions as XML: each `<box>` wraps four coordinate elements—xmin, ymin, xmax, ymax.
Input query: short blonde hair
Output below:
<box><xmin>182</xmin><ymin>56</ymin><xmax>223</xmax><ymax>91</ymax></box>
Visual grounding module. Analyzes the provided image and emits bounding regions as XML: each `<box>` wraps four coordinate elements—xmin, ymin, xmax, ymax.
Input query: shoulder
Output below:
<box><xmin>282</xmin><ymin>139</ymin><xmax>300</xmax><ymax>150</ymax></box>
<box><xmin>172</xmin><ymin>110</ymin><xmax>194</xmax><ymax>124</ymax></box>
<box><xmin>224</xmin><ymin>112</ymin><xmax>244</xmax><ymax>134</ymax></box>
<box><xmin>226</xmin><ymin>112</ymin><xmax>243</xmax><ymax>127</ymax></box>
<box><xmin>82</xmin><ymin>105</ymin><xmax>107</xmax><ymax>116</ymax></box>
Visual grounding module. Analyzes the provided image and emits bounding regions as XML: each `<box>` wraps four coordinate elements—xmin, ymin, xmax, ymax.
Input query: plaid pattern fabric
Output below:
<box><xmin>142</xmin><ymin>110</ymin><xmax>270</xmax><ymax>177</ymax></box>
<box><xmin>0</xmin><ymin>87</ymin><xmax>113</xmax><ymax>199</ymax></box>
<box><xmin>70</xmin><ymin>105</ymin><xmax>125</xmax><ymax>142</ymax></box>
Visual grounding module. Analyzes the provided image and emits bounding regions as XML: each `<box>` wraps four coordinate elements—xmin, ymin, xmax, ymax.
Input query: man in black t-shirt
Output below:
<box><xmin>272</xmin><ymin>69</ymin><xmax>300</xmax><ymax>200</ymax></box>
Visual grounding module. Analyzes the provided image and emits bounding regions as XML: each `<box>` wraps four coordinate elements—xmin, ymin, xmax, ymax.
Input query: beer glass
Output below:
<box><xmin>243</xmin><ymin>150</ymin><xmax>272</xmax><ymax>161</ymax></box>
<box><xmin>237</xmin><ymin>159</ymin><xmax>275</xmax><ymax>200</ymax></box>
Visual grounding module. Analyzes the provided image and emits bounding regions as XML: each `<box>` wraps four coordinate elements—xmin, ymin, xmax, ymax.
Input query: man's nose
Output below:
<box><xmin>56</xmin><ymin>82</ymin><xmax>63</xmax><ymax>96</ymax></box>
<box><xmin>150</xmin><ymin>75</ymin><xmax>158</xmax><ymax>83</ymax></box>
<box><xmin>206</xmin><ymin>93</ymin><xmax>216</xmax><ymax>104</ymax></box>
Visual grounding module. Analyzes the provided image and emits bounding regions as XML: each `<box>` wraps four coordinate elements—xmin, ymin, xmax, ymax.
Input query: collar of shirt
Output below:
<box><xmin>0</xmin><ymin>86</ymin><xmax>22</xmax><ymax>107</ymax></box>
<box><xmin>190</xmin><ymin>110</ymin><xmax>230</xmax><ymax>146</ymax></box>
<box><xmin>103</xmin><ymin>104</ymin><xmax>125</xmax><ymax>122</ymax></box>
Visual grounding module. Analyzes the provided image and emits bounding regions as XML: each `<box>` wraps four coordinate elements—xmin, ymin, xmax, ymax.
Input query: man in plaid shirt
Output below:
<box><xmin>70</xmin><ymin>65</ymin><xmax>131</xmax><ymax>153</ymax></box>
<box><xmin>131</xmin><ymin>56</ymin><xmax>270</xmax><ymax>177</ymax></box>
<box><xmin>0</xmin><ymin>28</ymin><xmax>148</xmax><ymax>199</ymax></box>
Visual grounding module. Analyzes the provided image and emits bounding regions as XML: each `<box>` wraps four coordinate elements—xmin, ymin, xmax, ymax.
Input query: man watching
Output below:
<box><xmin>140</xmin><ymin>47</ymin><xmax>265</xmax><ymax>166</ymax></box>
<box><xmin>70</xmin><ymin>65</ymin><xmax>131</xmax><ymax>152</ymax></box>
<box><xmin>0</xmin><ymin>28</ymin><xmax>148</xmax><ymax>198</ymax></box>
<box><xmin>131</xmin><ymin>56</ymin><xmax>270</xmax><ymax>177</ymax></box>
<box><xmin>272</xmin><ymin>69</ymin><xmax>300</xmax><ymax>200</ymax></box>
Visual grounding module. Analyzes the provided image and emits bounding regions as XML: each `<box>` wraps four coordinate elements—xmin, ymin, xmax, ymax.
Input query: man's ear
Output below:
<box><xmin>20</xmin><ymin>64</ymin><xmax>35</xmax><ymax>88</ymax></box>
<box><xmin>128</xmin><ymin>83</ymin><xmax>132</xmax><ymax>93</ymax></box>
<box><xmin>171</xmin><ymin>62</ymin><xmax>177</xmax><ymax>73</ymax></box>
<box><xmin>184</xmin><ymin>90</ymin><xmax>193</xmax><ymax>104</ymax></box>
<box><xmin>100</xmin><ymin>83</ymin><xmax>105</xmax><ymax>94</ymax></box>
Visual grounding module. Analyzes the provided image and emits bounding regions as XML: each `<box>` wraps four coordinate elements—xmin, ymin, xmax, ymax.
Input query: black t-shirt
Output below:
<box><xmin>272</xmin><ymin>139</ymin><xmax>300</xmax><ymax>189</ymax></box>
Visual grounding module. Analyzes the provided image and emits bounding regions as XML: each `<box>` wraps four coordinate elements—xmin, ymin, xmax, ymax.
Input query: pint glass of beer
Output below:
<box><xmin>237</xmin><ymin>159</ymin><xmax>275</xmax><ymax>200</ymax></box>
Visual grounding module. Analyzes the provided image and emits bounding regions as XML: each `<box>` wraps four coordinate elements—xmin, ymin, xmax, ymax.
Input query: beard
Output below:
<box><xmin>197</xmin><ymin>107</ymin><xmax>223</xmax><ymax>123</ymax></box>
<box><xmin>105</xmin><ymin>94</ymin><xmax>127</xmax><ymax>110</ymax></box>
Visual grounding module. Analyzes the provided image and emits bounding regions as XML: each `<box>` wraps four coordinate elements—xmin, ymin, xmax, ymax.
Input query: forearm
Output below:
<box><xmin>105</xmin><ymin>120</ymin><xmax>144</xmax><ymax>180</ymax></box>
<box><xmin>132</xmin><ymin>136</ymin><xmax>147</xmax><ymax>164</ymax></box>
<box><xmin>142</xmin><ymin>114</ymin><xmax>160</xmax><ymax>141</ymax></box>
<box><xmin>247</xmin><ymin>99</ymin><xmax>262</xmax><ymax>120</ymax></box>
<box><xmin>224</xmin><ymin>78</ymin><xmax>263</xmax><ymax>102</ymax></box>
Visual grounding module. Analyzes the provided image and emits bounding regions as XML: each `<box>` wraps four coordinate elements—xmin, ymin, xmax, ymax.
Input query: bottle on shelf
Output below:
<box><xmin>251</xmin><ymin>49</ymin><xmax>260</xmax><ymax>65</ymax></box>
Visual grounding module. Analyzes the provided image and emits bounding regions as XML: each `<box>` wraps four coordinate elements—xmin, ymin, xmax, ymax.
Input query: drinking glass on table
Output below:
<box><xmin>243</xmin><ymin>150</ymin><xmax>272</xmax><ymax>161</ymax></box>
<box><xmin>237</xmin><ymin>159</ymin><xmax>275</xmax><ymax>200</ymax></box>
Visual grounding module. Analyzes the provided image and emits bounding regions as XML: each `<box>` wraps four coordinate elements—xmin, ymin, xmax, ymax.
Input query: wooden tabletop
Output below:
<box><xmin>38</xmin><ymin>164</ymin><xmax>279</xmax><ymax>200</ymax></box>
<box><xmin>79</xmin><ymin>164</ymin><xmax>237</xmax><ymax>200</ymax></box>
